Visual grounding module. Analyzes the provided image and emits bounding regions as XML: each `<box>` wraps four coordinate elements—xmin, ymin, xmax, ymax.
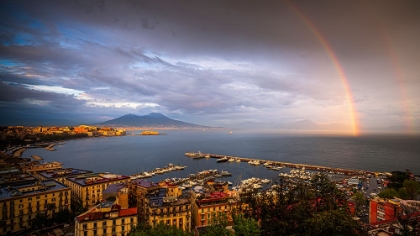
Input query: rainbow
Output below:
<box><xmin>379</xmin><ymin>29</ymin><xmax>414</xmax><ymax>134</ymax></box>
<box><xmin>285</xmin><ymin>1</ymin><xmax>360</xmax><ymax>135</ymax></box>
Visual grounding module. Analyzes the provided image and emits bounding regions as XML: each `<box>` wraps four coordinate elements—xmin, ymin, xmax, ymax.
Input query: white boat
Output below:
<box><xmin>220</xmin><ymin>170</ymin><xmax>232</xmax><ymax>176</ymax></box>
<box><xmin>236</xmin><ymin>158</ymin><xmax>241</xmax><ymax>163</ymax></box>
<box><xmin>217</xmin><ymin>156</ymin><xmax>229</xmax><ymax>163</ymax></box>
<box><xmin>228</xmin><ymin>158</ymin><xmax>235</xmax><ymax>162</ymax></box>
<box><xmin>261</xmin><ymin>179</ymin><xmax>270</xmax><ymax>184</ymax></box>
<box><xmin>205</xmin><ymin>154</ymin><xmax>210</xmax><ymax>158</ymax></box>
<box><xmin>253</xmin><ymin>184</ymin><xmax>263</xmax><ymax>189</ymax></box>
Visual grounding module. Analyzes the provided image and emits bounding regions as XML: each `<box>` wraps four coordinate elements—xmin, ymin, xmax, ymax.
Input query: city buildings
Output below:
<box><xmin>75</xmin><ymin>201</ymin><xmax>137</xmax><ymax>236</ymax></box>
<box><xmin>66</xmin><ymin>173</ymin><xmax>130</xmax><ymax>210</ymax></box>
<box><xmin>35</xmin><ymin>168</ymin><xmax>93</xmax><ymax>186</ymax></box>
<box><xmin>0</xmin><ymin>179</ymin><xmax>71</xmax><ymax>235</ymax></box>
<box><xmin>369</xmin><ymin>197</ymin><xmax>402</xmax><ymax>224</ymax></box>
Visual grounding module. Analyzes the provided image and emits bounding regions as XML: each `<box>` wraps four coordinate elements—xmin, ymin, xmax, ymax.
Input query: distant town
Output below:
<box><xmin>0</xmin><ymin>125</ymin><xmax>419</xmax><ymax>236</ymax></box>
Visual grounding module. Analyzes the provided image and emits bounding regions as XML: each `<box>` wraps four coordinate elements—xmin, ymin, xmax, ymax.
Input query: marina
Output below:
<box><xmin>185</xmin><ymin>152</ymin><xmax>372</xmax><ymax>176</ymax></box>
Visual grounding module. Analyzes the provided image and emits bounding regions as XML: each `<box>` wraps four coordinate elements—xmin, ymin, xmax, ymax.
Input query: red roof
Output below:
<box><xmin>119</xmin><ymin>207</ymin><xmax>137</xmax><ymax>217</ymax></box>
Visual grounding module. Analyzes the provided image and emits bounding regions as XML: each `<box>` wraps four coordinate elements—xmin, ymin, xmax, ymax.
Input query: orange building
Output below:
<box><xmin>369</xmin><ymin>198</ymin><xmax>402</xmax><ymax>224</ymax></box>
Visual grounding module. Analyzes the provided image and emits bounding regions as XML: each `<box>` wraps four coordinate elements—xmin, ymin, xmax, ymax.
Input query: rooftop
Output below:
<box><xmin>103</xmin><ymin>183</ymin><xmax>127</xmax><ymax>194</ymax></box>
<box><xmin>131</xmin><ymin>179</ymin><xmax>159</xmax><ymax>188</ymax></box>
<box><xmin>0</xmin><ymin>180</ymin><xmax>69</xmax><ymax>200</ymax></box>
<box><xmin>76</xmin><ymin>203</ymin><xmax>137</xmax><ymax>223</ymax></box>
<box><xmin>66</xmin><ymin>173</ymin><xmax>130</xmax><ymax>186</ymax></box>
<box><xmin>37</xmin><ymin>168</ymin><xmax>93</xmax><ymax>179</ymax></box>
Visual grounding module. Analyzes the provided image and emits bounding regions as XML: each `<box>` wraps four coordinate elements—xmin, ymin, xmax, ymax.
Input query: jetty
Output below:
<box><xmin>44</xmin><ymin>143</ymin><xmax>56</xmax><ymax>151</ymax></box>
<box><xmin>185</xmin><ymin>152</ymin><xmax>371</xmax><ymax>176</ymax></box>
<box><xmin>31</xmin><ymin>155</ymin><xmax>43</xmax><ymax>161</ymax></box>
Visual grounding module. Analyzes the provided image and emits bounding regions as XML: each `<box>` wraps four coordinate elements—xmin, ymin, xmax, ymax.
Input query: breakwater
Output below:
<box><xmin>186</xmin><ymin>152</ymin><xmax>371</xmax><ymax>176</ymax></box>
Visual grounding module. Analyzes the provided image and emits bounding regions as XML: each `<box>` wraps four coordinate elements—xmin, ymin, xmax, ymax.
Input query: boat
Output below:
<box><xmin>217</xmin><ymin>156</ymin><xmax>228</xmax><ymax>163</ymax></box>
<box><xmin>205</xmin><ymin>154</ymin><xmax>210</xmax><ymax>158</ymax></box>
<box><xmin>227</xmin><ymin>181</ymin><xmax>233</xmax><ymax>185</ymax></box>
<box><xmin>236</xmin><ymin>158</ymin><xmax>241</xmax><ymax>163</ymax></box>
<box><xmin>228</xmin><ymin>158</ymin><xmax>235</xmax><ymax>162</ymax></box>
<box><xmin>220</xmin><ymin>170</ymin><xmax>232</xmax><ymax>176</ymax></box>
<box><xmin>261</xmin><ymin>179</ymin><xmax>270</xmax><ymax>184</ymax></box>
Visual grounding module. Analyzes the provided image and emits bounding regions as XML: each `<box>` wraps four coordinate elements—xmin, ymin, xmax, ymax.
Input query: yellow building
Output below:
<box><xmin>0</xmin><ymin>180</ymin><xmax>71</xmax><ymax>235</ymax></box>
<box><xmin>192</xmin><ymin>191</ymin><xmax>234</xmax><ymax>227</ymax></box>
<box><xmin>35</xmin><ymin>168</ymin><xmax>93</xmax><ymax>186</ymax></box>
<box><xmin>146</xmin><ymin>188</ymin><xmax>192</xmax><ymax>231</ymax></box>
<box><xmin>128</xmin><ymin>179</ymin><xmax>192</xmax><ymax>231</ymax></box>
<box><xmin>66</xmin><ymin>173</ymin><xmax>130</xmax><ymax>209</ymax></box>
<box><xmin>75</xmin><ymin>201</ymin><xmax>137</xmax><ymax>236</ymax></box>
<box><xmin>22</xmin><ymin>161</ymin><xmax>63</xmax><ymax>173</ymax></box>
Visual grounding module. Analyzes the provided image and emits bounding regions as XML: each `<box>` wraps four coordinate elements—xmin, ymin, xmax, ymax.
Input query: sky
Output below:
<box><xmin>0</xmin><ymin>0</ymin><xmax>419</xmax><ymax>134</ymax></box>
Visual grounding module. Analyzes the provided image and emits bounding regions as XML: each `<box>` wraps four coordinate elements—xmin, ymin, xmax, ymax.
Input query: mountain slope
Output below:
<box><xmin>98</xmin><ymin>113</ymin><xmax>210</xmax><ymax>128</ymax></box>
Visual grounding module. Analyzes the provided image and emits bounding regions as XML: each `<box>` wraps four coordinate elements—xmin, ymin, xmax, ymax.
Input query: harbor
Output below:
<box><xmin>185</xmin><ymin>152</ymin><xmax>373</xmax><ymax>176</ymax></box>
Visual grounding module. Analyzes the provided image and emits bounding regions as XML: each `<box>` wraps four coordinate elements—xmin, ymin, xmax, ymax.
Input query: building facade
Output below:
<box><xmin>0</xmin><ymin>180</ymin><xmax>71</xmax><ymax>235</ymax></box>
<box><xmin>75</xmin><ymin>201</ymin><xmax>137</xmax><ymax>236</ymax></box>
<box><xmin>66</xmin><ymin>173</ymin><xmax>130</xmax><ymax>210</ymax></box>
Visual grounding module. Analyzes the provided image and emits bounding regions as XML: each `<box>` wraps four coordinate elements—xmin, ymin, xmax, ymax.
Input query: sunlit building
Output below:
<box><xmin>75</xmin><ymin>201</ymin><xmax>137</xmax><ymax>236</ymax></box>
<box><xmin>0</xmin><ymin>180</ymin><xmax>71</xmax><ymax>235</ymax></box>
<box><xmin>66</xmin><ymin>173</ymin><xmax>130</xmax><ymax>210</ymax></box>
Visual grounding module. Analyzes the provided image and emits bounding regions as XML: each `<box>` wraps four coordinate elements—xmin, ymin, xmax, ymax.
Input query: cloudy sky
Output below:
<box><xmin>1</xmin><ymin>0</ymin><xmax>419</xmax><ymax>134</ymax></box>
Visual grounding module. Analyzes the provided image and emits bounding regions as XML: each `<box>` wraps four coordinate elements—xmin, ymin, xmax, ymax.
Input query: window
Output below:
<box><xmin>93</xmin><ymin>222</ymin><xmax>97</xmax><ymax>228</ymax></box>
<box><xmin>103</xmin><ymin>221</ymin><xmax>106</xmax><ymax>226</ymax></box>
<box><xmin>83</xmin><ymin>224</ymin><xmax>87</xmax><ymax>230</ymax></box>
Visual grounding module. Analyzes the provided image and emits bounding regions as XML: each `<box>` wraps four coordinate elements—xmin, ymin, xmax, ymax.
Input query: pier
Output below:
<box><xmin>185</xmin><ymin>152</ymin><xmax>372</xmax><ymax>176</ymax></box>
<box><xmin>44</xmin><ymin>144</ymin><xmax>56</xmax><ymax>151</ymax></box>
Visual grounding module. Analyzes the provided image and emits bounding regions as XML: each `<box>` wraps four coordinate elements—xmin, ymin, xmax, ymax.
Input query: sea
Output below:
<box><xmin>22</xmin><ymin>130</ymin><xmax>420</xmax><ymax>184</ymax></box>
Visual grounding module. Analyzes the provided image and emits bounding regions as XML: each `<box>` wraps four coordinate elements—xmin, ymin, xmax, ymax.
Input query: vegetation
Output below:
<box><xmin>351</xmin><ymin>192</ymin><xmax>366</xmax><ymax>215</ymax></box>
<box><xmin>128</xmin><ymin>222</ymin><xmax>193</xmax><ymax>236</ymax></box>
<box><xmin>238</xmin><ymin>173</ymin><xmax>366</xmax><ymax>236</ymax></box>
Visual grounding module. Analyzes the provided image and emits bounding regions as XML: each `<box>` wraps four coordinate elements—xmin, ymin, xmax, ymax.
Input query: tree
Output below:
<box><xmin>32</xmin><ymin>213</ymin><xmax>48</xmax><ymax>229</ymax></box>
<box><xmin>305</xmin><ymin>209</ymin><xmax>366</xmax><ymax>236</ymax></box>
<box><xmin>239</xmin><ymin>173</ymin><xmax>366</xmax><ymax>236</ymax></box>
<box><xmin>403</xmin><ymin>179</ymin><xmax>420</xmax><ymax>200</ymax></box>
<box><xmin>378</xmin><ymin>188</ymin><xmax>400</xmax><ymax>199</ymax></box>
<box><xmin>232</xmin><ymin>214</ymin><xmax>260</xmax><ymax>236</ymax></box>
<box><xmin>201</xmin><ymin>212</ymin><xmax>233</xmax><ymax>236</ymax></box>
<box><xmin>128</xmin><ymin>223</ymin><xmax>192</xmax><ymax>236</ymax></box>
<box><xmin>351</xmin><ymin>192</ymin><xmax>366</xmax><ymax>215</ymax></box>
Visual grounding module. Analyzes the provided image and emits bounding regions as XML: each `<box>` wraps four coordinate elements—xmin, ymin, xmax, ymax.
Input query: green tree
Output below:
<box><xmin>403</xmin><ymin>179</ymin><xmax>420</xmax><ymax>200</ymax></box>
<box><xmin>201</xmin><ymin>212</ymin><xmax>233</xmax><ymax>236</ymax></box>
<box><xmin>128</xmin><ymin>223</ymin><xmax>192</xmax><ymax>236</ymax></box>
<box><xmin>32</xmin><ymin>212</ymin><xmax>48</xmax><ymax>229</ymax></box>
<box><xmin>378</xmin><ymin>188</ymin><xmax>400</xmax><ymax>199</ymax></box>
<box><xmin>239</xmin><ymin>173</ymin><xmax>365</xmax><ymax>236</ymax></box>
<box><xmin>232</xmin><ymin>214</ymin><xmax>260</xmax><ymax>236</ymax></box>
<box><xmin>305</xmin><ymin>209</ymin><xmax>366</xmax><ymax>236</ymax></box>
<box><xmin>351</xmin><ymin>192</ymin><xmax>366</xmax><ymax>215</ymax></box>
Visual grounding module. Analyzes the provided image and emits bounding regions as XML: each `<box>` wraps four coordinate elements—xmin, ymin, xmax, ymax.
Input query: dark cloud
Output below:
<box><xmin>0</xmin><ymin>0</ymin><xmax>419</xmax><ymax>130</ymax></box>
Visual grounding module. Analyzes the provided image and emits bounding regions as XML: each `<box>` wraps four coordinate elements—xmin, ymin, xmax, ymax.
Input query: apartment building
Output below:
<box><xmin>0</xmin><ymin>180</ymin><xmax>71</xmax><ymax>235</ymax></box>
<box><xmin>66</xmin><ymin>173</ymin><xmax>130</xmax><ymax>209</ymax></box>
<box><xmin>75</xmin><ymin>201</ymin><xmax>137</xmax><ymax>236</ymax></box>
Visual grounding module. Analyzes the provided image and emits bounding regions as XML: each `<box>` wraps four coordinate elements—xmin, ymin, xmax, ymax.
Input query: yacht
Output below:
<box><xmin>217</xmin><ymin>156</ymin><xmax>228</xmax><ymax>163</ymax></box>
<box><xmin>220</xmin><ymin>170</ymin><xmax>232</xmax><ymax>176</ymax></box>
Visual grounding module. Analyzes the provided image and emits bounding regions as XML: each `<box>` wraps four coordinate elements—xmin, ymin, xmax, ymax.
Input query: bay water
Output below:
<box><xmin>22</xmin><ymin>130</ymin><xmax>420</xmax><ymax>184</ymax></box>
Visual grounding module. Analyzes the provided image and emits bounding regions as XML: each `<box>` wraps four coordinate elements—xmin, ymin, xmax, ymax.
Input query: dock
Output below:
<box><xmin>186</xmin><ymin>153</ymin><xmax>372</xmax><ymax>176</ymax></box>
<box><xmin>44</xmin><ymin>143</ymin><xmax>56</xmax><ymax>151</ymax></box>
<box><xmin>31</xmin><ymin>155</ymin><xmax>43</xmax><ymax>161</ymax></box>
